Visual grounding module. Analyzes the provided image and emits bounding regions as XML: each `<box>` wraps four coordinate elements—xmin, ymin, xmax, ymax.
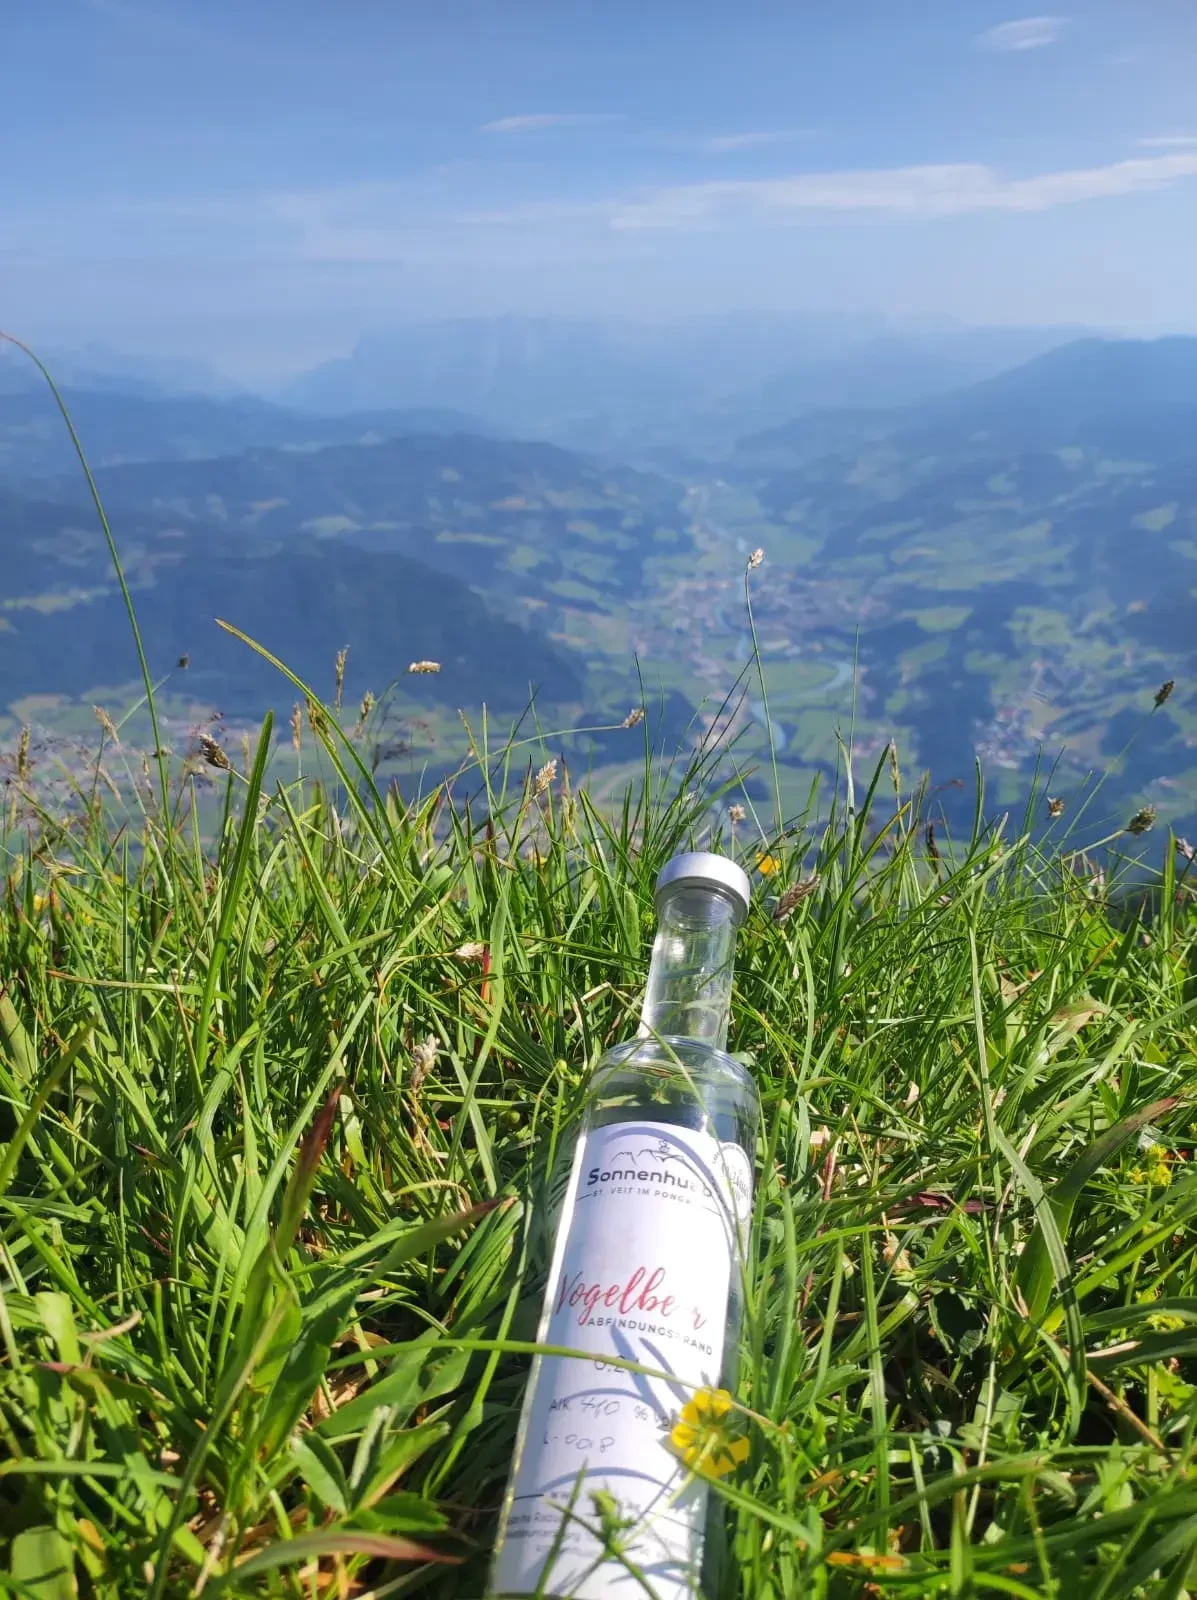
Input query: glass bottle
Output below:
<box><xmin>488</xmin><ymin>851</ymin><xmax>759</xmax><ymax>1599</ymax></box>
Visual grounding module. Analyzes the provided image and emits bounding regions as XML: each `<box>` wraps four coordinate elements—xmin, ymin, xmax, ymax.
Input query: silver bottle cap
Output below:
<box><xmin>654</xmin><ymin>851</ymin><xmax>751</xmax><ymax>923</ymax></box>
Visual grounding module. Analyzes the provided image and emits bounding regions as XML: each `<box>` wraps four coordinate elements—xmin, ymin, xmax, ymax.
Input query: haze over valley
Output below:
<box><xmin>2</xmin><ymin>316</ymin><xmax>1195</xmax><ymax>842</ymax></box>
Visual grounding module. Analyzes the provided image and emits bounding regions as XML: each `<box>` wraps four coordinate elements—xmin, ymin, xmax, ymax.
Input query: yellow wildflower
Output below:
<box><xmin>669</xmin><ymin>1387</ymin><xmax>750</xmax><ymax>1477</ymax></box>
<box><xmin>1146</xmin><ymin>1144</ymin><xmax>1173</xmax><ymax>1186</ymax></box>
<box><xmin>1129</xmin><ymin>1166</ymin><xmax>1147</xmax><ymax>1185</ymax></box>
<box><xmin>756</xmin><ymin>854</ymin><xmax>781</xmax><ymax>877</ymax></box>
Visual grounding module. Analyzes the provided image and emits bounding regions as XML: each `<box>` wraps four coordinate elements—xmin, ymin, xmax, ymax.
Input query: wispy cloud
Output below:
<box><xmin>467</xmin><ymin>152</ymin><xmax>1197</xmax><ymax>232</ymax></box>
<box><xmin>480</xmin><ymin>113</ymin><xmax>622</xmax><ymax>134</ymax></box>
<box><xmin>976</xmin><ymin>16</ymin><xmax>1067</xmax><ymax>51</ymax></box>
<box><xmin>147</xmin><ymin>149</ymin><xmax>1197</xmax><ymax>269</ymax></box>
<box><xmin>703</xmin><ymin>129</ymin><xmax>814</xmax><ymax>152</ymax></box>
<box><xmin>1137</xmin><ymin>134</ymin><xmax>1197</xmax><ymax>149</ymax></box>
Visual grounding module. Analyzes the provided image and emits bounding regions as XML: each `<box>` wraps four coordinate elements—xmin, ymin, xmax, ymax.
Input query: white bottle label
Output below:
<box><xmin>492</xmin><ymin>1120</ymin><xmax>753</xmax><ymax>1599</ymax></box>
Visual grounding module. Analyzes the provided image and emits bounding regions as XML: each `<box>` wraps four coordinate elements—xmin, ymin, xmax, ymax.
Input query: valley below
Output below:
<box><xmin>1</xmin><ymin>325</ymin><xmax>1195</xmax><ymax>846</ymax></box>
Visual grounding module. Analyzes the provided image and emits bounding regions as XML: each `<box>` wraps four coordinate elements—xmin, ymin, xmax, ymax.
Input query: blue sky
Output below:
<box><xmin>5</xmin><ymin>0</ymin><xmax>1197</xmax><ymax>380</ymax></box>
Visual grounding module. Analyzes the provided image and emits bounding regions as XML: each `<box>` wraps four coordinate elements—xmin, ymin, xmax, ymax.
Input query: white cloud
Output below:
<box><xmin>480</xmin><ymin>113</ymin><xmax>621</xmax><ymax>134</ymax></box>
<box><xmin>449</xmin><ymin>152</ymin><xmax>1197</xmax><ymax>235</ymax></box>
<box><xmin>704</xmin><ymin>129</ymin><xmax>814</xmax><ymax>152</ymax></box>
<box><xmin>600</xmin><ymin>152</ymin><xmax>1197</xmax><ymax>229</ymax></box>
<box><xmin>1137</xmin><ymin>134</ymin><xmax>1197</xmax><ymax>149</ymax></box>
<box><xmin>131</xmin><ymin>149</ymin><xmax>1197</xmax><ymax>270</ymax></box>
<box><xmin>976</xmin><ymin>16</ymin><xmax>1067</xmax><ymax>51</ymax></box>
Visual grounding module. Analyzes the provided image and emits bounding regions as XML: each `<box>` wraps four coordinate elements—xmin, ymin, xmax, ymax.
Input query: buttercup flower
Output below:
<box><xmin>1147</xmin><ymin>1143</ymin><xmax>1173</xmax><ymax>1186</ymax></box>
<box><xmin>756</xmin><ymin>854</ymin><xmax>781</xmax><ymax>877</ymax></box>
<box><xmin>1131</xmin><ymin>1148</ymin><xmax>1173</xmax><ymax>1187</ymax></box>
<box><xmin>669</xmin><ymin>1387</ymin><xmax>750</xmax><ymax>1477</ymax></box>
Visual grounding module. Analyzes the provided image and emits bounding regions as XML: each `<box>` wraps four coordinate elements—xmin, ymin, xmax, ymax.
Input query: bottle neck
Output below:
<box><xmin>638</xmin><ymin>884</ymin><xmax>740</xmax><ymax>1052</ymax></box>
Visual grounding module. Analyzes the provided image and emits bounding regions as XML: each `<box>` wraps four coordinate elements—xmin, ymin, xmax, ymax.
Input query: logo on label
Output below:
<box><xmin>586</xmin><ymin>1137</ymin><xmax>716</xmax><ymax>1198</ymax></box>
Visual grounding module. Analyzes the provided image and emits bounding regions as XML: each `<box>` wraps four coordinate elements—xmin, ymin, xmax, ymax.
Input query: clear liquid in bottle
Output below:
<box><xmin>489</xmin><ymin>852</ymin><xmax>759</xmax><ymax>1599</ymax></box>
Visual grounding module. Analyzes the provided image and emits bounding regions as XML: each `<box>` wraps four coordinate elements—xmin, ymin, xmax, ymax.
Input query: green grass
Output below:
<box><xmin>2</xmin><ymin>714</ymin><xmax>1197</xmax><ymax>1598</ymax></box>
<box><xmin>3</xmin><ymin>346</ymin><xmax>1197</xmax><ymax>1598</ymax></box>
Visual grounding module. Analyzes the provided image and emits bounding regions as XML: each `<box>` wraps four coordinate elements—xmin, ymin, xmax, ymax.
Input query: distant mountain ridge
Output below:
<box><xmin>278</xmin><ymin>313</ymin><xmax>1087</xmax><ymax>449</ymax></box>
<box><xmin>734</xmin><ymin>336</ymin><xmax>1197</xmax><ymax>466</ymax></box>
<box><xmin>0</xmin><ymin>388</ymin><xmax>497</xmax><ymax>484</ymax></box>
<box><xmin>0</xmin><ymin>341</ymin><xmax>245</xmax><ymax>400</ymax></box>
<box><xmin>913</xmin><ymin>336</ymin><xmax>1197</xmax><ymax>443</ymax></box>
<box><xmin>1</xmin><ymin>315</ymin><xmax>1093</xmax><ymax>473</ymax></box>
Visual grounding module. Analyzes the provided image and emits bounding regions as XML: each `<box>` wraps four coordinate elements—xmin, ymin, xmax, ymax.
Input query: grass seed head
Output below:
<box><xmin>199</xmin><ymin>735</ymin><xmax>230</xmax><ymax>770</ymax></box>
<box><xmin>409</xmin><ymin>1034</ymin><xmax>438</xmax><ymax>1093</ymax></box>
<box><xmin>93</xmin><ymin>705</ymin><xmax>120</xmax><ymax>744</ymax></box>
<box><xmin>1126</xmin><ymin>805</ymin><xmax>1157</xmax><ymax>836</ymax></box>
<box><xmin>773</xmin><ymin>875</ymin><xmax>820</xmax><ymax>921</ymax></box>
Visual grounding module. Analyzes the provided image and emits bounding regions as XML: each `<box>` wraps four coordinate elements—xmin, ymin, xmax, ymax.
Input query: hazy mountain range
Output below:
<box><xmin>277</xmin><ymin>314</ymin><xmax>1089</xmax><ymax>451</ymax></box>
<box><xmin>0</xmin><ymin>389</ymin><xmax>494</xmax><ymax>485</ymax></box>
<box><xmin>4</xmin><ymin>314</ymin><xmax>1089</xmax><ymax>459</ymax></box>
<box><xmin>0</xmin><ymin>319</ymin><xmax>1193</xmax><ymax>836</ymax></box>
